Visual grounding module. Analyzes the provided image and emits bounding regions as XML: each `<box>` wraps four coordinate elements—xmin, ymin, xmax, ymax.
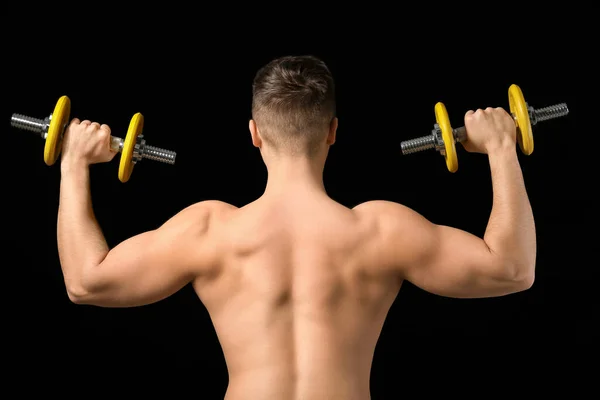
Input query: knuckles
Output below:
<box><xmin>468</xmin><ymin>107</ymin><xmax>510</xmax><ymax>119</ymax></box>
<box><xmin>96</xmin><ymin>128</ymin><xmax>110</xmax><ymax>140</ymax></box>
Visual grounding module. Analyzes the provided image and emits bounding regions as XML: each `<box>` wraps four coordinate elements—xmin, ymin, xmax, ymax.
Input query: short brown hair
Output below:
<box><xmin>251</xmin><ymin>55</ymin><xmax>336</xmax><ymax>157</ymax></box>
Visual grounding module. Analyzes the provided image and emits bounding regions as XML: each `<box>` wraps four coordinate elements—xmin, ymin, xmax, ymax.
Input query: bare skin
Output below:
<box><xmin>57</xmin><ymin>108</ymin><xmax>536</xmax><ymax>400</ymax></box>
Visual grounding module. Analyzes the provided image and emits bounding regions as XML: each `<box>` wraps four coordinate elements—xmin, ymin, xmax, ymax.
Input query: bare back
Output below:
<box><xmin>53</xmin><ymin>58</ymin><xmax>536</xmax><ymax>400</ymax></box>
<box><xmin>193</xmin><ymin>194</ymin><xmax>400</xmax><ymax>400</ymax></box>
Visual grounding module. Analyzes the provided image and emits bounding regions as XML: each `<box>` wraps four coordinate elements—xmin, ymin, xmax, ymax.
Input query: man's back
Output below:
<box><xmin>52</xmin><ymin>55</ymin><xmax>537</xmax><ymax>400</ymax></box>
<box><xmin>194</xmin><ymin>193</ymin><xmax>400</xmax><ymax>400</ymax></box>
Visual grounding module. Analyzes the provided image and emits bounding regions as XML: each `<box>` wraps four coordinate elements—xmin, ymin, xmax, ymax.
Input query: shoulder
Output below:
<box><xmin>182</xmin><ymin>200</ymin><xmax>239</xmax><ymax>217</ymax></box>
<box><xmin>353</xmin><ymin>200</ymin><xmax>417</xmax><ymax>224</ymax></box>
<box><xmin>175</xmin><ymin>200</ymin><xmax>238</xmax><ymax>218</ymax></box>
<box><xmin>352</xmin><ymin>200</ymin><xmax>435</xmax><ymax>245</ymax></box>
<box><xmin>159</xmin><ymin>200</ymin><xmax>238</xmax><ymax>235</ymax></box>
<box><xmin>351</xmin><ymin>201</ymin><xmax>439</xmax><ymax>279</ymax></box>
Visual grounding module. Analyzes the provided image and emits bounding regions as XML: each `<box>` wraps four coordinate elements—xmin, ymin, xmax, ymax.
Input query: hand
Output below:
<box><xmin>461</xmin><ymin>107</ymin><xmax>517</xmax><ymax>155</ymax></box>
<box><xmin>61</xmin><ymin>118</ymin><xmax>118</xmax><ymax>167</ymax></box>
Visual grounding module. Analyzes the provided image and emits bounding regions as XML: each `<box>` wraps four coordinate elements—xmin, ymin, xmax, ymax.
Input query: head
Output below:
<box><xmin>250</xmin><ymin>55</ymin><xmax>338</xmax><ymax>165</ymax></box>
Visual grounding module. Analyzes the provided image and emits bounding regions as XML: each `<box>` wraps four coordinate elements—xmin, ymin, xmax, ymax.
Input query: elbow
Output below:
<box><xmin>66</xmin><ymin>288</ymin><xmax>87</xmax><ymax>305</ymax></box>
<box><xmin>65</xmin><ymin>282</ymin><xmax>94</xmax><ymax>305</ymax></box>
<box><xmin>514</xmin><ymin>270</ymin><xmax>535</xmax><ymax>292</ymax></box>
<box><xmin>64</xmin><ymin>264</ymin><xmax>105</xmax><ymax>305</ymax></box>
<box><xmin>504</xmin><ymin>259</ymin><xmax>536</xmax><ymax>292</ymax></box>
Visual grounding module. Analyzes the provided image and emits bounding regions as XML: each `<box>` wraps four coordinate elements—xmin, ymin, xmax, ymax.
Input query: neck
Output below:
<box><xmin>263</xmin><ymin>156</ymin><xmax>326</xmax><ymax>197</ymax></box>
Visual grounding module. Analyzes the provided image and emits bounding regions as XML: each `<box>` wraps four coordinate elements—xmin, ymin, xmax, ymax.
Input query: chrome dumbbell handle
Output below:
<box><xmin>400</xmin><ymin>103</ymin><xmax>569</xmax><ymax>155</ymax></box>
<box><xmin>109</xmin><ymin>136</ymin><xmax>176</xmax><ymax>165</ymax></box>
<box><xmin>11</xmin><ymin>113</ymin><xmax>51</xmax><ymax>138</ymax></box>
<box><xmin>400</xmin><ymin>126</ymin><xmax>467</xmax><ymax>155</ymax></box>
<box><xmin>11</xmin><ymin>113</ymin><xmax>176</xmax><ymax>165</ymax></box>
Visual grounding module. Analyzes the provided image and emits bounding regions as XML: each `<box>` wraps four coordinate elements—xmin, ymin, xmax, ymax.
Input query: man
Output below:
<box><xmin>57</xmin><ymin>55</ymin><xmax>536</xmax><ymax>399</ymax></box>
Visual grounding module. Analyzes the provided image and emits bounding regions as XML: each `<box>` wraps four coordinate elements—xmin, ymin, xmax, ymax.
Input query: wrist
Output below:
<box><xmin>61</xmin><ymin>158</ymin><xmax>89</xmax><ymax>175</ymax></box>
<box><xmin>486</xmin><ymin>141</ymin><xmax>516</xmax><ymax>158</ymax></box>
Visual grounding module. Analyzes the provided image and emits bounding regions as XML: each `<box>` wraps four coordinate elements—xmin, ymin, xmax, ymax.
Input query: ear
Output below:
<box><xmin>326</xmin><ymin>117</ymin><xmax>338</xmax><ymax>145</ymax></box>
<box><xmin>249</xmin><ymin>119</ymin><xmax>262</xmax><ymax>148</ymax></box>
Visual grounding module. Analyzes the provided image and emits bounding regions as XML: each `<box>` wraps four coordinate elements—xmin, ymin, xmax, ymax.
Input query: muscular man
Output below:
<box><xmin>57</xmin><ymin>55</ymin><xmax>536</xmax><ymax>399</ymax></box>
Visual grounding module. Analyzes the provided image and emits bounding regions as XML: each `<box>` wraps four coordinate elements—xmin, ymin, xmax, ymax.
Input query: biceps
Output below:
<box><xmin>80</xmin><ymin>233</ymin><xmax>193</xmax><ymax>307</ymax></box>
<box><xmin>405</xmin><ymin>226</ymin><xmax>517</xmax><ymax>299</ymax></box>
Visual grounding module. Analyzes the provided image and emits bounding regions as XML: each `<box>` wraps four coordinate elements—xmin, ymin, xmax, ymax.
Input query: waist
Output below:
<box><xmin>225</xmin><ymin>366</ymin><xmax>370</xmax><ymax>400</ymax></box>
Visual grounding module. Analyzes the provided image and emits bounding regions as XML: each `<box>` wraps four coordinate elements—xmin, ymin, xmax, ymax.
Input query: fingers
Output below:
<box><xmin>97</xmin><ymin>124</ymin><xmax>111</xmax><ymax>143</ymax></box>
<box><xmin>465</xmin><ymin>108</ymin><xmax>487</xmax><ymax>115</ymax></box>
<box><xmin>496</xmin><ymin>106</ymin><xmax>512</xmax><ymax>118</ymax></box>
<box><xmin>70</xmin><ymin>119</ymin><xmax>109</xmax><ymax>131</ymax></box>
<box><xmin>68</xmin><ymin>118</ymin><xmax>91</xmax><ymax>129</ymax></box>
<box><xmin>465</xmin><ymin>110</ymin><xmax>475</xmax><ymax>122</ymax></box>
<box><xmin>100</xmin><ymin>124</ymin><xmax>111</xmax><ymax>135</ymax></box>
<box><xmin>466</xmin><ymin>107</ymin><xmax>507</xmax><ymax>118</ymax></box>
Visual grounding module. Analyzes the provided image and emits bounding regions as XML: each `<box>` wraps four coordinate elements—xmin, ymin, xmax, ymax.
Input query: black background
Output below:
<box><xmin>3</xmin><ymin>7</ymin><xmax>595</xmax><ymax>399</ymax></box>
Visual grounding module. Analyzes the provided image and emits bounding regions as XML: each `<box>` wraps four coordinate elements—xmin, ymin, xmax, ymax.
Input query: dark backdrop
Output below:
<box><xmin>3</xmin><ymin>9</ymin><xmax>594</xmax><ymax>399</ymax></box>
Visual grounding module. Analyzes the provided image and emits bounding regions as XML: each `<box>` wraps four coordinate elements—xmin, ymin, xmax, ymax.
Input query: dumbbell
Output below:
<box><xmin>11</xmin><ymin>95</ymin><xmax>177</xmax><ymax>182</ymax></box>
<box><xmin>400</xmin><ymin>84</ymin><xmax>569</xmax><ymax>172</ymax></box>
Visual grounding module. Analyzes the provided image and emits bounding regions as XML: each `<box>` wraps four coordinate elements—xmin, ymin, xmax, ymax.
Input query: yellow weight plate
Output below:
<box><xmin>508</xmin><ymin>84</ymin><xmax>534</xmax><ymax>155</ymax></box>
<box><xmin>434</xmin><ymin>102</ymin><xmax>458</xmax><ymax>173</ymax></box>
<box><xmin>44</xmin><ymin>96</ymin><xmax>71</xmax><ymax>165</ymax></box>
<box><xmin>118</xmin><ymin>113</ymin><xmax>144</xmax><ymax>183</ymax></box>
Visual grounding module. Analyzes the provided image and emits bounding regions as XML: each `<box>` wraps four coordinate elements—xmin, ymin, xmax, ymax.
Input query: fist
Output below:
<box><xmin>61</xmin><ymin>119</ymin><xmax>118</xmax><ymax>166</ymax></box>
<box><xmin>461</xmin><ymin>107</ymin><xmax>517</xmax><ymax>155</ymax></box>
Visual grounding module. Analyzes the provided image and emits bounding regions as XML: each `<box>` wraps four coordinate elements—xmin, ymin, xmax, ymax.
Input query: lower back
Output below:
<box><xmin>225</xmin><ymin>369</ymin><xmax>370</xmax><ymax>400</ymax></box>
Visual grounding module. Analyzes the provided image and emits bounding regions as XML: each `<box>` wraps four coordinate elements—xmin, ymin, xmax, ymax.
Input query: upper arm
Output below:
<box><xmin>355</xmin><ymin>200</ymin><xmax>526</xmax><ymax>298</ymax></box>
<box><xmin>78</xmin><ymin>200</ymin><xmax>233</xmax><ymax>307</ymax></box>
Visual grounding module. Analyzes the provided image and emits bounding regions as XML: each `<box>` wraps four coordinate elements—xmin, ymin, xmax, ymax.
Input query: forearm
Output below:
<box><xmin>484</xmin><ymin>146</ymin><xmax>536</xmax><ymax>280</ymax></box>
<box><xmin>57</xmin><ymin>163</ymin><xmax>109</xmax><ymax>294</ymax></box>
